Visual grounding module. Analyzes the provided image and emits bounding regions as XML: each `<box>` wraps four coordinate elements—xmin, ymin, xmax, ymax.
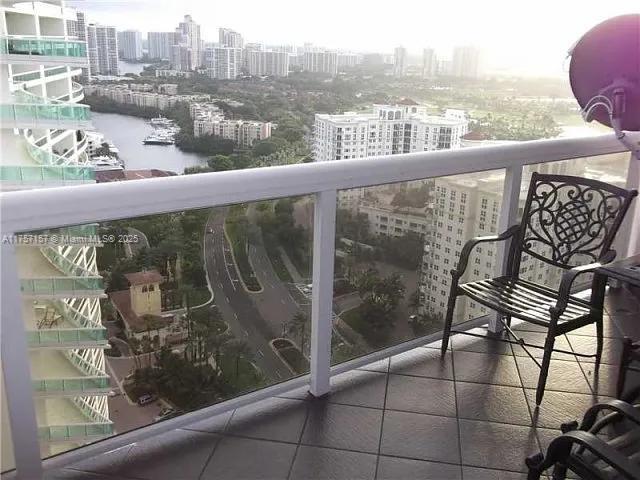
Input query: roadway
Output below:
<box><xmin>204</xmin><ymin>208</ymin><xmax>289</xmax><ymax>382</ymax></box>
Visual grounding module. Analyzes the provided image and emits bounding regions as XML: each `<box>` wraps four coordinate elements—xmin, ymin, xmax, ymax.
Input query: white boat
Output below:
<box><xmin>150</xmin><ymin>116</ymin><xmax>174</xmax><ymax>127</ymax></box>
<box><xmin>89</xmin><ymin>155</ymin><xmax>124</xmax><ymax>171</ymax></box>
<box><xmin>143</xmin><ymin>134</ymin><xmax>174</xmax><ymax>145</ymax></box>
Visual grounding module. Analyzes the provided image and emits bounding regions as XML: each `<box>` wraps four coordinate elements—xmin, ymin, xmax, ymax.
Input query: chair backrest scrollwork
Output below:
<box><xmin>515</xmin><ymin>172</ymin><xmax>637</xmax><ymax>271</ymax></box>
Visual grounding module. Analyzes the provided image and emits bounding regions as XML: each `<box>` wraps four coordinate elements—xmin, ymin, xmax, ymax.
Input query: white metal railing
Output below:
<box><xmin>1</xmin><ymin>133</ymin><xmax>638</xmax><ymax>479</ymax></box>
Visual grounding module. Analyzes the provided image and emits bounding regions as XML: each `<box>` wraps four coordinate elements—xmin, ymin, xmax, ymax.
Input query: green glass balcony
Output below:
<box><xmin>12</xmin><ymin>66</ymin><xmax>69</xmax><ymax>83</ymax></box>
<box><xmin>20</xmin><ymin>277</ymin><xmax>104</xmax><ymax>296</ymax></box>
<box><xmin>0</xmin><ymin>102</ymin><xmax>91</xmax><ymax>127</ymax></box>
<box><xmin>0</xmin><ymin>165</ymin><xmax>94</xmax><ymax>184</ymax></box>
<box><xmin>32</xmin><ymin>376</ymin><xmax>110</xmax><ymax>393</ymax></box>
<box><xmin>38</xmin><ymin>423</ymin><xmax>113</xmax><ymax>441</ymax></box>
<box><xmin>2</xmin><ymin>37</ymin><xmax>87</xmax><ymax>58</ymax></box>
<box><xmin>27</xmin><ymin>328</ymin><xmax>107</xmax><ymax>346</ymax></box>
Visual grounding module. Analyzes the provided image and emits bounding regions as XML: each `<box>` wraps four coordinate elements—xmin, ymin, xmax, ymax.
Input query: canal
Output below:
<box><xmin>91</xmin><ymin>112</ymin><xmax>207</xmax><ymax>174</ymax></box>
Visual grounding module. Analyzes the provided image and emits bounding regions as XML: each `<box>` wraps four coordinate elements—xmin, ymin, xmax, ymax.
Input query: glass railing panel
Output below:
<box><xmin>15</xmin><ymin>197</ymin><xmax>313</xmax><ymax>459</ymax></box>
<box><xmin>0</xmin><ymin>165</ymin><xmax>95</xmax><ymax>183</ymax></box>
<box><xmin>20</xmin><ymin>277</ymin><xmax>104</xmax><ymax>295</ymax></box>
<box><xmin>331</xmin><ymin>169</ymin><xmax>506</xmax><ymax>364</ymax></box>
<box><xmin>3</xmin><ymin>37</ymin><xmax>87</xmax><ymax>58</ymax></box>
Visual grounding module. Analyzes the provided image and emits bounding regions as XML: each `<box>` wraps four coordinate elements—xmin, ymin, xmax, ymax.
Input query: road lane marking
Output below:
<box><xmin>257</xmin><ymin>350</ymin><xmax>264</xmax><ymax>357</ymax></box>
<box><xmin>225</xmin><ymin>296</ymin><xmax>230</xmax><ymax>303</ymax></box>
<box><xmin>275</xmin><ymin>371</ymin><xmax>282</xmax><ymax>379</ymax></box>
<box><xmin>244</xmin><ymin>329</ymin><xmax>249</xmax><ymax>336</ymax></box>
<box><xmin>280</xmin><ymin>299</ymin><xmax>286</xmax><ymax>304</ymax></box>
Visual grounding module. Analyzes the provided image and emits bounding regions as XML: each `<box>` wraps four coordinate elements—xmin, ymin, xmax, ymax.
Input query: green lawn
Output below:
<box><xmin>219</xmin><ymin>355</ymin><xmax>265</xmax><ymax>392</ymax></box>
<box><xmin>278</xmin><ymin>346</ymin><xmax>309</xmax><ymax>374</ymax></box>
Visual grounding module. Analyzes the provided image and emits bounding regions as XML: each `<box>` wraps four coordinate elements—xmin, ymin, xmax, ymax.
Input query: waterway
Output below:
<box><xmin>91</xmin><ymin>112</ymin><xmax>207</xmax><ymax>174</ymax></box>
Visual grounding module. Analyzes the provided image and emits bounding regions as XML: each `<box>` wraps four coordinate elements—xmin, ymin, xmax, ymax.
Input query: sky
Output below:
<box><xmin>67</xmin><ymin>0</ymin><xmax>639</xmax><ymax>77</ymax></box>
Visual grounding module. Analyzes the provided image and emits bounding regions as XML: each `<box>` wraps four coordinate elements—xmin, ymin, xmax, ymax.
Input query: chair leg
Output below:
<box><xmin>595</xmin><ymin>314</ymin><xmax>604</xmax><ymax>370</ymax></box>
<box><xmin>536</xmin><ymin>333</ymin><xmax>556</xmax><ymax>405</ymax></box>
<box><xmin>616</xmin><ymin>337</ymin><xmax>633</xmax><ymax>399</ymax></box>
<box><xmin>441</xmin><ymin>284</ymin><xmax>458</xmax><ymax>356</ymax></box>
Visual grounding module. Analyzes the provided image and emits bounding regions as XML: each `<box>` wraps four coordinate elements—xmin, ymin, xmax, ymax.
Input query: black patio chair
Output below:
<box><xmin>526</xmin><ymin>398</ymin><xmax>640</xmax><ymax>479</ymax></box>
<box><xmin>441</xmin><ymin>172</ymin><xmax>637</xmax><ymax>405</ymax></box>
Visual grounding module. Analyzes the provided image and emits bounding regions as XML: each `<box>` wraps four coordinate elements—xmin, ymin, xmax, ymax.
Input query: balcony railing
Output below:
<box><xmin>38</xmin><ymin>423</ymin><xmax>113</xmax><ymax>442</ymax></box>
<box><xmin>1</xmin><ymin>133</ymin><xmax>638</xmax><ymax>478</ymax></box>
<box><xmin>32</xmin><ymin>376</ymin><xmax>110</xmax><ymax>394</ymax></box>
<box><xmin>0</xmin><ymin>102</ymin><xmax>91</xmax><ymax>129</ymax></box>
<box><xmin>11</xmin><ymin>66</ymin><xmax>72</xmax><ymax>84</ymax></box>
<box><xmin>1</xmin><ymin>36</ymin><xmax>88</xmax><ymax>67</ymax></box>
<box><xmin>27</xmin><ymin>327</ymin><xmax>107</xmax><ymax>347</ymax></box>
<box><xmin>0</xmin><ymin>165</ymin><xmax>94</xmax><ymax>185</ymax></box>
<box><xmin>20</xmin><ymin>277</ymin><xmax>104</xmax><ymax>297</ymax></box>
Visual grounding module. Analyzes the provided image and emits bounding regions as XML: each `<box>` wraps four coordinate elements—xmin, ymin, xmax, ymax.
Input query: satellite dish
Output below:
<box><xmin>569</xmin><ymin>14</ymin><xmax>640</xmax><ymax>158</ymax></box>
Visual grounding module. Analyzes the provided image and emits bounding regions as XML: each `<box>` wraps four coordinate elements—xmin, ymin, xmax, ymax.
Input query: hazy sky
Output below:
<box><xmin>67</xmin><ymin>0</ymin><xmax>639</xmax><ymax>76</ymax></box>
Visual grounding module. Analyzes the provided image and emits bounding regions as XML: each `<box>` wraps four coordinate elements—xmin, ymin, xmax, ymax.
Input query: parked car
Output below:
<box><xmin>137</xmin><ymin>393</ymin><xmax>156</xmax><ymax>406</ymax></box>
<box><xmin>107</xmin><ymin>390</ymin><xmax>119</xmax><ymax>398</ymax></box>
<box><xmin>154</xmin><ymin>407</ymin><xmax>179</xmax><ymax>422</ymax></box>
<box><xmin>207</xmin><ymin>227</ymin><xmax>214</xmax><ymax>234</ymax></box>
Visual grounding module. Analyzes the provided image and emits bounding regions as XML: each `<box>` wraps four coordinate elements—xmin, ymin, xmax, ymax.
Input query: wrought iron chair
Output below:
<box><xmin>526</xmin><ymin>399</ymin><xmax>640</xmax><ymax>479</ymax></box>
<box><xmin>441</xmin><ymin>172</ymin><xmax>638</xmax><ymax>405</ymax></box>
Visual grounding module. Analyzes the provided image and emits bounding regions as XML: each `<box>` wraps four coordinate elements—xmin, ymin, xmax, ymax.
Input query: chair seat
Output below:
<box><xmin>459</xmin><ymin>276</ymin><xmax>593</xmax><ymax>326</ymax></box>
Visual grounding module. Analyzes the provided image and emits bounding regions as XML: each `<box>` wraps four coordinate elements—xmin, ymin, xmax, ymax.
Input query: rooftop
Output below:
<box><xmin>39</xmin><ymin>286</ymin><xmax>640</xmax><ymax>480</ymax></box>
<box><xmin>123</xmin><ymin>271</ymin><xmax>164</xmax><ymax>286</ymax></box>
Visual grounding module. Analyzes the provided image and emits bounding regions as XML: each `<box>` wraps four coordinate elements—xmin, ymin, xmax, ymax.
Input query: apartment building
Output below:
<box><xmin>303</xmin><ymin>51</ymin><xmax>338</xmax><ymax>76</ymax></box>
<box><xmin>337</xmin><ymin>53</ymin><xmax>362</xmax><ymax>68</ymax></box>
<box><xmin>194</xmin><ymin>118</ymin><xmax>273</xmax><ymax>148</ymax></box>
<box><xmin>247</xmin><ymin>50</ymin><xmax>290</xmax><ymax>77</ymax></box>
<box><xmin>174</xmin><ymin>14</ymin><xmax>201</xmax><ymax>70</ymax></box>
<box><xmin>422</xmin><ymin>48</ymin><xmax>437</xmax><ymax>79</ymax></box>
<box><xmin>86</xmin><ymin>22</ymin><xmax>118</xmax><ymax>76</ymax></box>
<box><xmin>84</xmin><ymin>84</ymin><xmax>209</xmax><ymax>110</ymax></box>
<box><xmin>358</xmin><ymin>199</ymin><xmax>431</xmax><ymax>238</ymax></box>
<box><xmin>0</xmin><ymin>0</ymin><xmax>111</xmax><ymax>466</ymax></box>
<box><xmin>148</xmin><ymin>31</ymin><xmax>175</xmax><ymax>60</ymax></box>
<box><xmin>452</xmin><ymin>45</ymin><xmax>482</xmax><ymax>79</ymax></box>
<box><xmin>313</xmin><ymin>102</ymin><xmax>469</xmax><ymax>162</ymax></box>
<box><xmin>204</xmin><ymin>46</ymin><xmax>242</xmax><ymax>80</ymax></box>
<box><xmin>119</xmin><ymin>30</ymin><xmax>142</xmax><ymax>60</ymax></box>
<box><xmin>393</xmin><ymin>46</ymin><xmax>407</xmax><ymax>77</ymax></box>
<box><xmin>219</xmin><ymin>27</ymin><xmax>243</xmax><ymax>48</ymax></box>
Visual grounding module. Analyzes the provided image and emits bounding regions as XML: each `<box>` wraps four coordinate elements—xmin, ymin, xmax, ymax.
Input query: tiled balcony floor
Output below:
<box><xmin>45</xmin><ymin>287</ymin><xmax>639</xmax><ymax>480</ymax></box>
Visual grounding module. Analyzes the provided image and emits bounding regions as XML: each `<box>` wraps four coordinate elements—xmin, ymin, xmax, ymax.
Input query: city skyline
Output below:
<box><xmin>67</xmin><ymin>0</ymin><xmax>639</xmax><ymax>76</ymax></box>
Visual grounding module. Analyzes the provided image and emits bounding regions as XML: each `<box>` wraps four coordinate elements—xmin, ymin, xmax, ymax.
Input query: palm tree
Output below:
<box><xmin>287</xmin><ymin>312</ymin><xmax>309</xmax><ymax>353</ymax></box>
<box><xmin>224</xmin><ymin>339</ymin><xmax>253</xmax><ymax>380</ymax></box>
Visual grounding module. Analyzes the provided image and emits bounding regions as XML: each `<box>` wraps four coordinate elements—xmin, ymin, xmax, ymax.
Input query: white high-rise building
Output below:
<box><xmin>175</xmin><ymin>14</ymin><xmax>201</xmax><ymax>69</ymax></box>
<box><xmin>314</xmin><ymin>102</ymin><xmax>469</xmax><ymax>162</ymax></box>
<box><xmin>119</xmin><ymin>30</ymin><xmax>143</xmax><ymax>60</ymax></box>
<box><xmin>452</xmin><ymin>46</ymin><xmax>482</xmax><ymax>79</ymax></box>
<box><xmin>219</xmin><ymin>27</ymin><xmax>243</xmax><ymax>48</ymax></box>
<box><xmin>86</xmin><ymin>22</ymin><xmax>118</xmax><ymax>76</ymax></box>
<box><xmin>1</xmin><ymin>0</ymin><xmax>111</xmax><ymax>467</ymax></box>
<box><xmin>303</xmin><ymin>51</ymin><xmax>338</xmax><ymax>76</ymax></box>
<box><xmin>247</xmin><ymin>50</ymin><xmax>289</xmax><ymax>77</ymax></box>
<box><xmin>337</xmin><ymin>53</ymin><xmax>362</xmax><ymax>68</ymax></box>
<box><xmin>422</xmin><ymin>48</ymin><xmax>437</xmax><ymax>78</ymax></box>
<box><xmin>204</xmin><ymin>46</ymin><xmax>242</xmax><ymax>80</ymax></box>
<box><xmin>148</xmin><ymin>32</ymin><xmax>175</xmax><ymax>60</ymax></box>
<box><xmin>393</xmin><ymin>46</ymin><xmax>407</xmax><ymax>77</ymax></box>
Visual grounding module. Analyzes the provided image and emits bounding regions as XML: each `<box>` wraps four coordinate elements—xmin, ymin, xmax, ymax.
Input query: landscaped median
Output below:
<box><xmin>270</xmin><ymin>338</ymin><xmax>309</xmax><ymax>375</ymax></box>
<box><xmin>224</xmin><ymin>204</ymin><xmax>262</xmax><ymax>292</ymax></box>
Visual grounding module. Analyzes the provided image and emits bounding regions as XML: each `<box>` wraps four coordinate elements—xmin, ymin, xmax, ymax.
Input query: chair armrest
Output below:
<box><xmin>579</xmin><ymin>399</ymin><xmax>640</xmax><ymax>431</ymax></box>
<box><xmin>453</xmin><ymin>225</ymin><xmax>520</xmax><ymax>278</ymax></box>
<box><xmin>552</xmin><ymin>250</ymin><xmax>616</xmax><ymax>316</ymax></box>
<box><xmin>554</xmin><ymin>430</ymin><xmax>640</xmax><ymax>479</ymax></box>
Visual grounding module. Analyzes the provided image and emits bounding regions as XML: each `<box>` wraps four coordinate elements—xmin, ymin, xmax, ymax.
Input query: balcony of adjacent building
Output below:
<box><xmin>0</xmin><ymin>36</ymin><xmax>88</xmax><ymax>67</ymax></box>
<box><xmin>16</xmin><ymin>246</ymin><xmax>104</xmax><ymax>299</ymax></box>
<box><xmin>1</xmin><ymin>133</ymin><xmax>639</xmax><ymax>480</ymax></box>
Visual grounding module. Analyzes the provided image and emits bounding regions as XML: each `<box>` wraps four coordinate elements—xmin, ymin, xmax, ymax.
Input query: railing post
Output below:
<box><xmin>1</xmin><ymin>240</ymin><xmax>43</xmax><ymax>479</ymax></box>
<box><xmin>489</xmin><ymin>164</ymin><xmax>524</xmax><ymax>333</ymax></box>
<box><xmin>309</xmin><ymin>189</ymin><xmax>337</xmax><ymax>397</ymax></box>
<box><xmin>615</xmin><ymin>154</ymin><xmax>640</xmax><ymax>257</ymax></box>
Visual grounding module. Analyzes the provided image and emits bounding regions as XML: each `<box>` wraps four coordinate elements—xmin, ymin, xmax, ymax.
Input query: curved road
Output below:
<box><xmin>204</xmin><ymin>208</ymin><xmax>288</xmax><ymax>381</ymax></box>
